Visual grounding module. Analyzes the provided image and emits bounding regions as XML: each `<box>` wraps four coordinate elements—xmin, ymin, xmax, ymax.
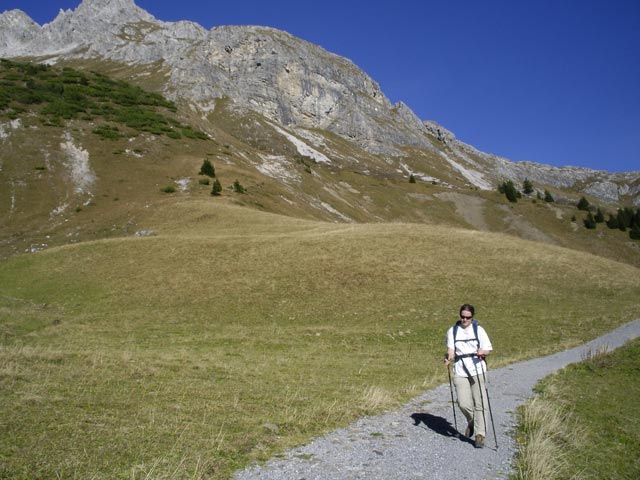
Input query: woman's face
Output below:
<box><xmin>460</xmin><ymin>310</ymin><xmax>473</xmax><ymax>327</ymax></box>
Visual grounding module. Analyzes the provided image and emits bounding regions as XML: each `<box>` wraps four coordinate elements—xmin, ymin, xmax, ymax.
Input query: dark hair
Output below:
<box><xmin>459</xmin><ymin>303</ymin><xmax>475</xmax><ymax>317</ymax></box>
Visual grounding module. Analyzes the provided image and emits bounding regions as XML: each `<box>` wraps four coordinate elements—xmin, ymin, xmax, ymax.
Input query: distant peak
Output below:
<box><xmin>79</xmin><ymin>0</ymin><xmax>137</xmax><ymax>8</ymax></box>
<box><xmin>65</xmin><ymin>0</ymin><xmax>155</xmax><ymax>23</ymax></box>
<box><xmin>0</xmin><ymin>9</ymin><xmax>38</xmax><ymax>26</ymax></box>
<box><xmin>73</xmin><ymin>0</ymin><xmax>153</xmax><ymax>21</ymax></box>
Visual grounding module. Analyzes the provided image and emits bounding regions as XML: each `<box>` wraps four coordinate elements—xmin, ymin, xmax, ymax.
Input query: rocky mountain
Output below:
<box><xmin>0</xmin><ymin>0</ymin><xmax>638</xmax><ymax>231</ymax></box>
<box><xmin>1</xmin><ymin>0</ymin><xmax>638</xmax><ymax>206</ymax></box>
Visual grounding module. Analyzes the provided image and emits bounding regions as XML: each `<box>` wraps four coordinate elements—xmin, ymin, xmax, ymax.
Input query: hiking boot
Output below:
<box><xmin>475</xmin><ymin>434</ymin><xmax>485</xmax><ymax>449</ymax></box>
<box><xmin>465</xmin><ymin>423</ymin><xmax>474</xmax><ymax>438</ymax></box>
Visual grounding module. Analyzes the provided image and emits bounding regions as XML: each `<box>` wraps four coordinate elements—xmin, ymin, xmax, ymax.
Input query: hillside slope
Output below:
<box><xmin>1</xmin><ymin>0</ymin><xmax>638</xmax><ymax>208</ymax></box>
<box><xmin>1</xmin><ymin>60</ymin><xmax>639</xmax><ymax>266</ymax></box>
<box><xmin>1</xmin><ymin>197</ymin><xmax>639</xmax><ymax>478</ymax></box>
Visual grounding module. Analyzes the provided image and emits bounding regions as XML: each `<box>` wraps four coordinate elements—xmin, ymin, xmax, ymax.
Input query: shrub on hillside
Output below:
<box><xmin>594</xmin><ymin>208</ymin><xmax>605</xmax><ymax>223</ymax></box>
<box><xmin>616</xmin><ymin>207</ymin><xmax>636</xmax><ymax>231</ymax></box>
<box><xmin>0</xmin><ymin>60</ymin><xmax>202</xmax><ymax>141</ymax></box>
<box><xmin>544</xmin><ymin>190</ymin><xmax>555</xmax><ymax>202</ymax></box>
<box><xmin>181</xmin><ymin>126</ymin><xmax>209</xmax><ymax>140</ymax></box>
<box><xmin>233</xmin><ymin>180</ymin><xmax>246</xmax><ymax>194</ymax></box>
<box><xmin>199</xmin><ymin>159</ymin><xmax>216</xmax><ymax>178</ymax></box>
<box><xmin>584</xmin><ymin>212</ymin><xmax>597</xmax><ymax>229</ymax></box>
<box><xmin>606</xmin><ymin>214</ymin><xmax>620</xmax><ymax>230</ymax></box>
<box><xmin>92</xmin><ymin>124</ymin><xmax>122</xmax><ymax>139</ymax></box>
<box><xmin>577</xmin><ymin>196</ymin><xmax>590</xmax><ymax>211</ymax></box>
<box><xmin>211</xmin><ymin>179</ymin><xmax>222</xmax><ymax>196</ymax></box>
<box><xmin>498</xmin><ymin>180</ymin><xmax>519</xmax><ymax>203</ymax></box>
<box><xmin>523</xmin><ymin>178</ymin><xmax>534</xmax><ymax>195</ymax></box>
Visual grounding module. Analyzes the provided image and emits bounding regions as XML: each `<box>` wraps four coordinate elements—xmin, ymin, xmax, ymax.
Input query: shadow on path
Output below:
<box><xmin>410</xmin><ymin>413</ymin><xmax>476</xmax><ymax>447</ymax></box>
<box><xmin>411</xmin><ymin>413</ymin><xmax>454</xmax><ymax>437</ymax></box>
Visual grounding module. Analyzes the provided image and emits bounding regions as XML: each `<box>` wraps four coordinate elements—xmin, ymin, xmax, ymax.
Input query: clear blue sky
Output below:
<box><xmin>3</xmin><ymin>0</ymin><xmax>639</xmax><ymax>173</ymax></box>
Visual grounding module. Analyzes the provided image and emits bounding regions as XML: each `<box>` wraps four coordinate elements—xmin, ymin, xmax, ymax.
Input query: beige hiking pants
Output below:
<box><xmin>453</xmin><ymin>373</ymin><xmax>487</xmax><ymax>437</ymax></box>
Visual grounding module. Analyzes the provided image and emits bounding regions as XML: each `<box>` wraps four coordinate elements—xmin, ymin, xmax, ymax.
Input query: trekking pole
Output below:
<box><xmin>445</xmin><ymin>354</ymin><xmax>458</xmax><ymax>435</ymax></box>
<box><xmin>479</xmin><ymin>356</ymin><xmax>499</xmax><ymax>449</ymax></box>
<box><xmin>474</xmin><ymin>358</ymin><xmax>488</xmax><ymax>447</ymax></box>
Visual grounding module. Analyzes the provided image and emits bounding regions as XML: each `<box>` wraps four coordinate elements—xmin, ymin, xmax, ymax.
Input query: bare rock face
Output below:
<box><xmin>0</xmin><ymin>9</ymin><xmax>41</xmax><ymax>49</ymax></box>
<box><xmin>0</xmin><ymin>0</ymin><xmax>433</xmax><ymax>155</ymax></box>
<box><xmin>423</xmin><ymin>120</ymin><xmax>456</xmax><ymax>145</ymax></box>
<box><xmin>0</xmin><ymin>0</ymin><xmax>638</xmax><ymax>205</ymax></box>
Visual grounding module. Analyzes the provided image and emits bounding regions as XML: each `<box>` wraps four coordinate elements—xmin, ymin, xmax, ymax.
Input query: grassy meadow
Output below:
<box><xmin>1</xmin><ymin>198</ymin><xmax>640</xmax><ymax>479</ymax></box>
<box><xmin>513</xmin><ymin>338</ymin><xmax>640</xmax><ymax>479</ymax></box>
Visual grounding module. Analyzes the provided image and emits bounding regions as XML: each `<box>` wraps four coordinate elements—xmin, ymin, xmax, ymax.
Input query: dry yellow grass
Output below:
<box><xmin>1</xmin><ymin>198</ymin><xmax>639</xmax><ymax>479</ymax></box>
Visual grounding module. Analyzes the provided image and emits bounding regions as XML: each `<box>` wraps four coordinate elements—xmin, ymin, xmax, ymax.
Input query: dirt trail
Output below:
<box><xmin>235</xmin><ymin>319</ymin><xmax>640</xmax><ymax>480</ymax></box>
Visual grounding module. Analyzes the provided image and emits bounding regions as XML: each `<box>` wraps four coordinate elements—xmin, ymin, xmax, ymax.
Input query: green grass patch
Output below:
<box><xmin>1</xmin><ymin>200</ymin><xmax>639</xmax><ymax>478</ymax></box>
<box><xmin>512</xmin><ymin>338</ymin><xmax>640</xmax><ymax>479</ymax></box>
<box><xmin>0</xmin><ymin>59</ymin><xmax>206</xmax><ymax>141</ymax></box>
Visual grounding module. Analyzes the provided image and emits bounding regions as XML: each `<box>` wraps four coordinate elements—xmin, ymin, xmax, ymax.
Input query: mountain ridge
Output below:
<box><xmin>2</xmin><ymin>1</ymin><xmax>637</xmax><ymax>194</ymax></box>
<box><xmin>1</xmin><ymin>0</ymin><xmax>639</xmax><ymax>243</ymax></box>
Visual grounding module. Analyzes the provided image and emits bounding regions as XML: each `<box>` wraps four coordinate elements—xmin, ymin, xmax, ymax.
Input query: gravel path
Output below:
<box><xmin>235</xmin><ymin>319</ymin><xmax>640</xmax><ymax>480</ymax></box>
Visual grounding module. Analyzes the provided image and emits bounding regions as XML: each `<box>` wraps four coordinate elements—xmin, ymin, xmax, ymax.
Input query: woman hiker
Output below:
<box><xmin>443</xmin><ymin>303</ymin><xmax>493</xmax><ymax>448</ymax></box>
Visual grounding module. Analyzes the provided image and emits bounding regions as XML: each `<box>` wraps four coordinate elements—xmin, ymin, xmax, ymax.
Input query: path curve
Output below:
<box><xmin>235</xmin><ymin>319</ymin><xmax>640</xmax><ymax>480</ymax></box>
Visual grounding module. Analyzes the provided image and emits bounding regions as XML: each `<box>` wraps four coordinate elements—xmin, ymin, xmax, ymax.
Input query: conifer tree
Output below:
<box><xmin>499</xmin><ymin>180</ymin><xmax>519</xmax><ymax>203</ymax></box>
<box><xmin>211</xmin><ymin>179</ymin><xmax>222</xmax><ymax>196</ymax></box>
<box><xmin>523</xmin><ymin>178</ymin><xmax>534</xmax><ymax>195</ymax></box>
<box><xmin>409</xmin><ymin>174</ymin><xmax>416</xmax><ymax>183</ymax></box>
<box><xmin>233</xmin><ymin>179</ymin><xmax>246</xmax><ymax>193</ymax></box>
<box><xmin>617</xmin><ymin>208</ymin><xmax>633</xmax><ymax>231</ymax></box>
<box><xmin>199</xmin><ymin>158</ymin><xmax>216</xmax><ymax>178</ymax></box>
<box><xmin>577</xmin><ymin>196</ymin><xmax>590</xmax><ymax>211</ymax></box>
<box><xmin>584</xmin><ymin>212</ymin><xmax>596</xmax><ymax>229</ymax></box>
<box><xmin>544</xmin><ymin>190</ymin><xmax>554</xmax><ymax>202</ymax></box>
<box><xmin>606</xmin><ymin>214</ymin><xmax>619</xmax><ymax>230</ymax></box>
<box><xmin>594</xmin><ymin>207</ymin><xmax>605</xmax><ymax>223</ymax></box>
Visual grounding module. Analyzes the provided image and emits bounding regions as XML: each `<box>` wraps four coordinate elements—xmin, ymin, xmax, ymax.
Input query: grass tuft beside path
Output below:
<box><xmin>513</xmin><ymin>338</ymin><xmax>640</xmax><ymax>480</ymax></box>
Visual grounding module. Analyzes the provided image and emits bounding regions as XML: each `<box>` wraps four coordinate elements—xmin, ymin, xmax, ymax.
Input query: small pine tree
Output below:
<box><xmin>522</xmin><ymin>178</ymin><xmax>534</xmax><ymax>195</ymax></box>
<box><xmin>617</xmin><ymin>208</ymin><xmax>631</xmax><ymax>231</ymax></box>
<box><xmin>594</xmin><ymin>208</ymin><xmax>605</xmax><ymax>223</ymax></box>
<box><xmin>606</xmin><ymin>214</ymin><xmax>619</xmax><ymax>229</ymax></box>
<box><xmin>233</xmin><ymin>179</ymin><xmax>246</xmax><ymax>193</ymax></box>
<box><xmin>544</xmin><ymin>190</ymin><xmax>554</xmax><ymax>202</ymax></box>
<box><xmin>409</xmin><ymin>174</ymin><xmax>416</xmax><ymax>183</ymax></box>
<box><xmin>199</xmin><ymin>158</ymin><xmax>216</xmax><ymax>177</ymax></box>
<box><xmin>499</xmin><ymin>180</ymin><xmax>519</xmax><ymax>203</ymax></box>
<box><xmin>630</xmin><ymin>223</ymin><xmax>640</xmax><ymax>240</ymax></box>
<box><xmin>584</xmin><ymin>212</ymin><xmax>597</xmax><ymax>229</ymax></box>
<box><xmin>211</xmin><ymin>179</ymin><xmax>222</xmax><ymax>196</ymax></box>
<box><xmin>577</xmin><ymin>196</ymin><xmax>590</xmax><ymax>211</ymax></box>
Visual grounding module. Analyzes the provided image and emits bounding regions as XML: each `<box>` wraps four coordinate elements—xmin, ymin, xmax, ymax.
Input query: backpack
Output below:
<box><xmin>453</xmin><ymin>319</ymin><xmax>480</xmax><ymax>362</ymax></box>
<box><xmin>453</xmin><ymin>319</ymin><xmax>479</xmax><ymax>347</ymax></box>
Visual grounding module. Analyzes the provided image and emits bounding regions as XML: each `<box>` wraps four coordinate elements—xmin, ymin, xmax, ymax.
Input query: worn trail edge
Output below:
<box><xmin>235</xmin><ymin>319</ymin><xmax>640</xmax><ymax>480</ymax></box>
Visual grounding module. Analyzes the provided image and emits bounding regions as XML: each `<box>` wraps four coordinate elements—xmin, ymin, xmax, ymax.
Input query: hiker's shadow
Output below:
<box><xmin>410</xmin><ymin>413</ymin><xmax>473</xmax><ymax>445</ymax></box>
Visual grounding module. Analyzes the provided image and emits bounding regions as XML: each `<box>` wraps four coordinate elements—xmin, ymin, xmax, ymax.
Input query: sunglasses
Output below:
<box><xmin>461</xmin><ymin>315</ymin><xmax>473</xmax><ymax>320</ymax></box>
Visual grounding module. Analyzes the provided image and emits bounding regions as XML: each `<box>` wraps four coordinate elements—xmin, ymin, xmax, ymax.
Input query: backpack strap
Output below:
<box><xmin>453</xmin><ymin>320</ymin><xmax>479</xmax><ymax>346</ymax></box>
<box><xmin>453</xmin><ymin>319</ymin><xmax>480</xmax><ymax>363</ymax></box>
